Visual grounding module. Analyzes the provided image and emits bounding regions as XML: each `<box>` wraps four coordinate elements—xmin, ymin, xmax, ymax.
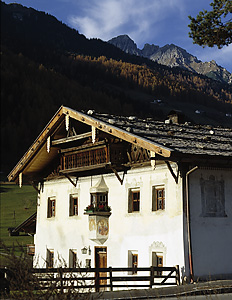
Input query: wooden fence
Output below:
<box><xmin>3</xmin><ymin>265</ymin><xmax>180</xmax><ymax>292</ymax></box>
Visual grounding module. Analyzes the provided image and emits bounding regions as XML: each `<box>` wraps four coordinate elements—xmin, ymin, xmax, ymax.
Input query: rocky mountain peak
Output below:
<box><xmin>141</xmin><ymin>43</ymin><xmax>159</xmax><ymax>58</ymax></box>
<box><xmin>108</xmin><ymin>35</ymin><xmax>231</xmax><ymax>84</ymax></box>
<box><xmin>108</xmin><ymin>34</ymin><xmax>140</xmax><ymax>56</ymax></box>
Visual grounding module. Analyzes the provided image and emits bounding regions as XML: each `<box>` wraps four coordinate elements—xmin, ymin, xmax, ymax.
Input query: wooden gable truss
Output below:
<box><xmin>8</xmin><ymin>106</ymin><xmax>173</xmax><ymax>185</ymax></box>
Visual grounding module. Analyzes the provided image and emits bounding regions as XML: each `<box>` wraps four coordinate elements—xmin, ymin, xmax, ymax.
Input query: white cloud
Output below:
<box><xmin>67</xmin><ymin>0</ymin><xmax>232</xmax><ymax>72</ymax></box>
<box><xmin>68</xmin><ymin>0</ymin><xmax>184</xmax><ymax>44</ymax></box>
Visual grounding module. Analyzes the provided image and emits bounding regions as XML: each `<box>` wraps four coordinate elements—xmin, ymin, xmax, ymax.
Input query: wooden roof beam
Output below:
<box><xmin>52</xmin><ymin>132</ymin><xmax>92</xmax><ymax>145</ymax></box>
<box><xmin>64</xmin><ymin>107</ymin><xmax>172</xmax><ymax>158</ymax></box>
<box><xmin>7</xmin><ymin>106</ymin><xmax>65</xmax><ymax>182</ymax></box>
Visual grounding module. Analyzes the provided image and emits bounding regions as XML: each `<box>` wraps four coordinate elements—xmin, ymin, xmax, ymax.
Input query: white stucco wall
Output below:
<box><xmin>34</xmin><ymin>163</ymin><xmax>185</xmax><ymax>280</ymax></box>
<box><xmin>189</xmin><ymin>168</ymin><xmax>232</xmax><ymax>279</ymax></box>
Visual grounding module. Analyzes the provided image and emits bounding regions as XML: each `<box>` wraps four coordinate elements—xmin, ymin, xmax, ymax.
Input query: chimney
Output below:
<box><xmin>167</xmin><ymin>110</ymin><xmax>185</xmax><ymax>124</ymax></box>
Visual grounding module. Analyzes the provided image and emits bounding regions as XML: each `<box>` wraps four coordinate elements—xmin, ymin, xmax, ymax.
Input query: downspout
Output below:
<box><xmin>186</xmin><ymin>166</ymin><xmax>198</xmax><ymax>283</ymax></box>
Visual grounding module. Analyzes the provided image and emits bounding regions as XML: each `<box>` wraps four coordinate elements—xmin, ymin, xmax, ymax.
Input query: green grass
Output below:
<box><xmin>0</xmin><ymin>183</ymin><xmax>37</xmax><ymax>251</ymax></box>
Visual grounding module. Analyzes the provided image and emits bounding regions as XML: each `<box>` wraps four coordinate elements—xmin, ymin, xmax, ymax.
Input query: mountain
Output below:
<box><xmin>108</xmin><ymin>35</ymin><xmax>141</xmax><ymax>56</ymax></box>
<box><xmin>108</xmin><ymin>35</ymin><xmax>232</xmax><ymax>84</ymax></box>
<box><xmin>1</xmin><ymin>2</ymin><xmax>232</xmax><ymax>176</ymax></box>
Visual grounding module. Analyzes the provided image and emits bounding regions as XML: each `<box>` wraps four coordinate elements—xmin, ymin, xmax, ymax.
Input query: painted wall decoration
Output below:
<box><xmin>97</xmin><ymin>218</ymin><xmax>109</xmax><ymax>236</ymax></box>
<box><xmin>89</xmin><ymin>217</ymin><xmax>96</xmax><ymax>231</ymax></box>
<box><xmin>200</xmin><ymin>175</ymin><xmax>226</xmax><ymax>217</ymax></box>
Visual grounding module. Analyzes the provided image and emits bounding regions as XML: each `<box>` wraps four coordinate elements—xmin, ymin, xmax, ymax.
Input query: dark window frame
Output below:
<box><xmin>90</xmin><ymin>192</ymin><xmax>108</xmax><ymax>208</ymax></box>
<box><xmin>128</xmin><ymin>189</ymin><xmax>140</xmax><ymax>213</ymax></box>
<box><xmin>156</xmin><ymin>255</ymin><xmax>163</xmax><ymax>276</ymax></box>
<box><xmin>69</xmin><ymin>249</ymin><xmax>77</xmax><ymax>268</ymax></box>
<box><xmin>47</xmin><ymin>197</ymin><xmax>56</xmax><ymax>218</ymax></box>
<box><xmin>152</xmin><ymin>252</ymin><xmax>163</xmax><ymax>276</ymax></box>
<box><xmin>69</xmin><ymin>194</ymin><xmax>78</xmax><ymax>216</ymax></box>
<box><xmin>152</xmin><ymin>187</ymin><xmax>165</xmax><ymax>211</ymax></box>
<box><xmin>132</xmin><ymin>253</ymin><xmax>138</xmax><ymax>274</ymax></box>
<box><xmin>46</xmin><ymin>249</ymin><xmax>54</xmax><ymax>268</ymax></box>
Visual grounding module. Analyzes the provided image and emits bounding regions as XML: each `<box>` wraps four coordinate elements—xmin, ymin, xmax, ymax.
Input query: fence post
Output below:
<box><xmin>150</xmin><ymin>266</ymin><xmax>154</xmax><ymax>288</ymax></box>
<box><xmin>95</xmin><ymin>267</ymin><xmax>99</xmax><ymax>292</ymax></box>
<box><xmin>109</xmin><ymin>266</ymin><xmax>113</xmax><ymax>291</ymax></box>
<box><xmin>58</xmin><ymin>268</ymin><xmax>64</xmax><ymax>293</ymax></box>
<box><xmin>175</xmin><ymin>265</ymin><xmax>180</xmax><ymax>285</ymax></box>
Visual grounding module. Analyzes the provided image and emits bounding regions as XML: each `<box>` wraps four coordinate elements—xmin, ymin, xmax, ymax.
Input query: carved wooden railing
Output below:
<box><xmin>63</xmin><ymin>146</ymin><xmax>108</xmax><ymax>170</ymax></box>
<box><xmin>60</xmin><ymin>142</ymin><xmax>127</xmax><ymax>173</ymax></box>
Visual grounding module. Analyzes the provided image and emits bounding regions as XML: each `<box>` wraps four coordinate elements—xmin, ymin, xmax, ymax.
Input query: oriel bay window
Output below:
<box><xmin>86</xmin><ymin>176</ymin><xmax>111</xmax><ymax>213</ymax></box>
<box><xmin>90</xmin><ymin>192</ymin><xmax>108</xmax><ymax>211</ymax></box>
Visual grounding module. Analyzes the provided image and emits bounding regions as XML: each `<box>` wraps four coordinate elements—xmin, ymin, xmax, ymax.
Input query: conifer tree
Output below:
<box><xmin>188</xmin><ymin>0</ymin><xmax>232</xmax><ymax>48</ymax></box>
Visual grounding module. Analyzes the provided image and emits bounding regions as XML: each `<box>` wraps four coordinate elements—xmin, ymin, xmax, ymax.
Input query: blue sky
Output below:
<box><xmin>4</xmin><ymin>0</ymin><xmax>232</xmax><ymax>72</ymax></box>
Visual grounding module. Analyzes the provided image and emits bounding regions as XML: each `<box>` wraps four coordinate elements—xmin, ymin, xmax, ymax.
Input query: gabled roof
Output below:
<box><xmin>9</xmin><ymin>212</ymin><xmax>36</xmax><ymax>235</ymax></box>
<box><xmin>94</xmin><ymin>112</ymin><xmax>232</xmax><ymax>157</ymax></box>
<box><xmin>8</xmin><ymin>106</ymin><xmax>232</xmax><ymax>182</ymax></box>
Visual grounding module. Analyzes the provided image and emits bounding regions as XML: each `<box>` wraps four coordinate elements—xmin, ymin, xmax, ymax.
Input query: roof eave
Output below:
<box><xmin>8</xmin><ymin>106</ymin><xmax>173</xmax><ymax>182</ymax></box>
<box><xmin>7</xmin><ymin>106</ymin><xmax>66</xmax><ymax>182</ymax></box>
<box><xmin>63</xmin><ymin>106</ymin><xmax>173</xmax><ymax>157</ymax></box>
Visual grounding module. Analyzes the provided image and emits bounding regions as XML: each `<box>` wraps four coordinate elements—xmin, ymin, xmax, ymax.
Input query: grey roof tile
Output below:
<box><xmin>93</xmin><ymin>113</ymin><xmax>232</xmax><ymax>157</ymax></box>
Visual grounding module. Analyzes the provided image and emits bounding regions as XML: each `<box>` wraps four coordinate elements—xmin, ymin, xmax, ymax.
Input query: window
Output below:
<box><xmin>46</xmin><ymin>249</ymin><xmax>54</xmax><ymax>268</ymax></box>
<box><xmin>27</xmin><ymin>244</ymin><xmax>35</xmax><ymax>256</ymax></box>
<box><xmin>69</xmin><ymin>194</ymin><xmax>78</xmax><ymax>216</ymax></box>
<box><xmin>128</xmin><ymin>251</ymin><xmax>138</xmax><ymax>274</ymax></box>
<box><xmin>152</xmin><ymin>252</ymin><xmax>163</xmax><ymax>276</ymax></box>
<box><xmin>156</xmin><ymin>255</ymin><xmax>163</xmax><ymax>276</ymax></box>
<box><xmin>85</xmin><ymin>259</ymin><xmax>91</xmax><ymax>268</ymax></box>
<box><xmin>152</xmin><ymin>187</ymin><xmax>165</xmax><ymax>211</ymax></box>
<box><xmin>128</xmin><ymin>189</ymin><xmax>140</xmax><ymax>213</ymax></box>
<box><xmin>132</xmin><ymin>254</ymin><xmax>138</xmax><ymax>274</ymax></box>
<box><xmin>47</xmin><ymin>197</ymin><xmax>56</xmax><ymax>218</ymax></box>
<box><xmin>91</xmin><ymin>192</ymin><xmax>108</xmax><ymax>209</ymax></box>
<box><xmin>69</xmin><ymin>249</ymin><xmax>77</xmax><ymax>268</ymax></box>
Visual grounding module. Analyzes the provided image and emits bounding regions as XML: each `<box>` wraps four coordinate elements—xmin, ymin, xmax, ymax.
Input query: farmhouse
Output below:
<box><xmin>8</xmin><ymin>106</ymin><xmax>232</xmax><ymax>284</ymax></box>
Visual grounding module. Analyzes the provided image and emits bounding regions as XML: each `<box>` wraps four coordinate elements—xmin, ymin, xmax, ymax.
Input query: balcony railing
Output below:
<box><xmin>60</xmin><ymin>142</ymin><xmax>127</xmax><ymax>173</ymax></box>
<box><xmin>64</xmin><ymin>146</ymin><xmax>108</xmax><ymax>170</ymax></box>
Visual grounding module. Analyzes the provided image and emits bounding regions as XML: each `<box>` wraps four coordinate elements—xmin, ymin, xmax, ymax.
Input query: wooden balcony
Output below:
<box><xmin>59</xmin><ymin>141</ymin><xmax>127</xmax><ymax>174</ymax></box>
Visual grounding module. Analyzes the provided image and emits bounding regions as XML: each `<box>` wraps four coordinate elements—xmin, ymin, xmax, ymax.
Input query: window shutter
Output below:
<box><xmin>47</xmin><ymin>199</ymin><xmax>51</xmax><ymax>218</ymax></box>
<box><xmin>152</xmin><ymin>252</ymin><xmax>158</xmax><ymax>266</ymax></box>
<box><xmin>128</xmin><ymin>190</ymin><xmax>133</xmax><ymax>213</ymax></box>
<box><xmin>152</xmin><ymin>187</ymin><xmax>156</xmax><ymax>211</ymax></box>
<box><xmin>69</xmin><ymin>196</ymin><xmax>73</xmax><ymax>216</ymax></box>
